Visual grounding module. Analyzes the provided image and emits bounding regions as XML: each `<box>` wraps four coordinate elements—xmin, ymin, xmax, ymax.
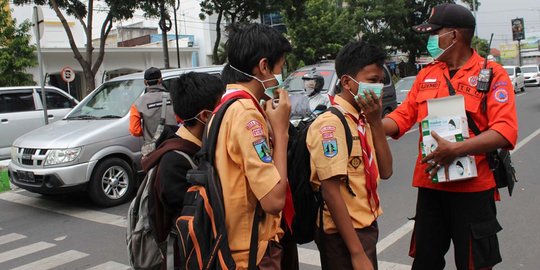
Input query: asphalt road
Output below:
<box><xmin>0</xmin><ymin>86</ymin><xmax>539</xmax><ymax>270</ymax></box>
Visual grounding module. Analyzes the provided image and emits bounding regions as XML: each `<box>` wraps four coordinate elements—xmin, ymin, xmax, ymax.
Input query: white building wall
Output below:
<box><xmin>9</xmin><ymin>1</ymin><xmax>225</xmax><ymax>97</ymax></box>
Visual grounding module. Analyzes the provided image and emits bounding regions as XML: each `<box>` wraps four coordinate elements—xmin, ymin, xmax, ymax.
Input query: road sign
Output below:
<box><xmin>61</xmin><ymin>66</ymin><xmax>75</xmax><ymax>83</ymax></box>
<box><xmin>512</xmin><ymin>18</ymin><xmax>525</xmax><ymax>41</ymax></box>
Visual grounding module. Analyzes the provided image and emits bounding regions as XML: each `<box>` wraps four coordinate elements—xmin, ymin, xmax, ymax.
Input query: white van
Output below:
<box><xmin>0</xmin><ymin>86</ymin><xmax>78</xmax><ymax>160</ymax></box>
<box><xmin>8</xmin><ymin>66</ymin><xmax>223</xmax><ymax>206</ymax></box>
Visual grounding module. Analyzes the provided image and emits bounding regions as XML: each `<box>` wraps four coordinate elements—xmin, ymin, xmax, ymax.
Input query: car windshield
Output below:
<box><xmin>395</xmin><ymin>77</ymin><xmax>416</xmax><ymax>91</ymax></box>
<box><xmin>66</xmin><ymin>79</ymin><xmax>145</xmax><ymax>119</ymax></box>
<box><xmin>283</xmin><ymin>70</ymin><xmax>334</xmax><ymax>93</ymax></box>
<box><xmin>521</xmin><ymin>66</ymin><xmax>539</xmax><ymax>73</ymax></box>
<box><xmin>504</xmin><ymin>68</ymin><xmax>514</xmax><ymax>75</ymax></box>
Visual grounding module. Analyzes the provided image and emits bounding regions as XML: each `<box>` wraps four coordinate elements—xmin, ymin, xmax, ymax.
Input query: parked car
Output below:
<box><xmin>283</xmin><ymin>61</ymin><xmax>398</xmax><ymax>116</ymax></box>
<box><xmin>0</xmin><ymin>86</ymin><xmax>78</xmax><ymax>160</ymax></box>
<box><xmin>503</xmin><ymin>65</ymin><xmax>525</xmax><ymax>93</ymax></box>
<box><xmin>8</xmin><ymin>66</ymin><xmax>223</xmax><ymax>207</ymax></box>
<box><xmin>521</xmin><ymin>64</ymin><xmax>540</xmax><ymax>87</ymax></box>
<box><xmin>395</xmin><ymin>76</ymin><xmax>416</xmax><ymax>104</ymax></box>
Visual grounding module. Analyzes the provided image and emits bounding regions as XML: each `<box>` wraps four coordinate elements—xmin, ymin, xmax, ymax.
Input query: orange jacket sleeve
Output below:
<box><xmin>129</xmin><ymin>104</ymin><xmax>143</xmax><ymax>137</ymax></box>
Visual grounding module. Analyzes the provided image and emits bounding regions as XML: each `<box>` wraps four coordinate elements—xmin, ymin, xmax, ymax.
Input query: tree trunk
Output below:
<box><xmin>212</xmin><ymin>10</ymin><xmax>223</xmax><ymax>65</ymax></box>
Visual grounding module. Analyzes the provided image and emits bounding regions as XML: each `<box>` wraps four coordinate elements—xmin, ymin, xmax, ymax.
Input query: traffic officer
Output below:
<box><xmin>383</xmin><ymin>3</ymin><xmax>518</xmax><ymax>270</ymax></box>
<box><xmin>129</xmin><ymin>67</ymin><xmax>176</xmax><ymax>146</ymax></box>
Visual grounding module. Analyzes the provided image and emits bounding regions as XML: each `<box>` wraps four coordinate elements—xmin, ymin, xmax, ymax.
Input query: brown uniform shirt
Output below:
<box><xmin>307</xmin><ymin>95</ymin><xmax>382</xmax><ymax>233</ymax></box>
<box><xmin>211</xmin><ymin>84</ymin><xmax>282</xmax><ymax>269</ymax></box>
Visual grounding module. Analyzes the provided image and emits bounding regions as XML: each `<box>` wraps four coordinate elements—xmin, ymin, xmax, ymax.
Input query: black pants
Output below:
<box><xmin>411</xmin><ymin>188</ymin><xmax>502</xmax><ymax>270</ymax></box>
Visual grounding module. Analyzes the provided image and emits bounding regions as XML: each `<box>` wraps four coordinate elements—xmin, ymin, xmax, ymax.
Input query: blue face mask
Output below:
<box><xmin>427</xmin><ymin>31</ymin><xmax>455</xmax><ymax>60</ymax></box>
<box><xmin>229</xmin><ymin>65</ymin><xmax>283</xmax><ymax>98</ymax></box>
<box><xmin>346</xmin><ymin>76</ymin><xmax>384</xmax><ymax>102</ymax></box>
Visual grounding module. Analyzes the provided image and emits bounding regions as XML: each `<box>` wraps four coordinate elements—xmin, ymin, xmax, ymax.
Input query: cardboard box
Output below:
<box><xmin>421</xmin><ymin>116</ymin><xmax>469</xmax><ymax>139</ymax></box>
<box><xmin>422</xmin><ymin>133</ymin><xmax>478</xmax><ymax>182</ymax></box>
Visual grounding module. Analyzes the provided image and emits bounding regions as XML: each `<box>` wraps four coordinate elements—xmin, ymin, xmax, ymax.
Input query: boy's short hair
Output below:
<box><xmin>221</xmin><ymin>23</ymin><xmax>292</xmax><ymax>84</ymax></box>
<box><xmin>335</xmin><ymin>41</ymin><xmax>387</xmax><ymax>78</ymax></box>
<box><xmin>170</xmin><ymin>72</ymin><xmax>225</xmax><ymax>126</ymax></box>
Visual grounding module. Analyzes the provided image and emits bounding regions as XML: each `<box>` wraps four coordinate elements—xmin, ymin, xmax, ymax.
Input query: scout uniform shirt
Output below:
<box><xmin>307</xmin><ymin>95</ymin><xmax>382</xmax><ymax>233</ymax></box>
<box><xmin>387</xmin><ymin>50</ymin><xmax>518</xmax><ymax>193</ymax></box>
<box><xmin>211</xmin><ymin>84</ymin><xmax>282</xmax><ymax>268</ymax></box>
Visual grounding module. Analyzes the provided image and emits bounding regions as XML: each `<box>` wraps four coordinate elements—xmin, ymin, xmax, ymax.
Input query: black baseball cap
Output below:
<box><xmin>413</xmin><ymin>3</ymin><xmax>476</xmax><ymax>34</ymax></box>
<box><xmin>144</xmin><ymin>67</ymin><xmax>162</xmax><ymax>81</ymax></box>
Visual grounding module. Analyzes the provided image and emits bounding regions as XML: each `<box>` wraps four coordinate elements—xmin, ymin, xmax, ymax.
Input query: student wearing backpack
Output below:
<box><xmin>306</xmin><ymin>41</ymin><xmax>393</xmax><ymax>270</ymax></box>
<box><xmin>141</xmin><ymin>72</ymin><xmax>225</xmax><ymax>269</ymax></box>
<box><xmin>213</xmin><ymin>23</ymin><xmax>293</xmax><ymax>269</ymax></box>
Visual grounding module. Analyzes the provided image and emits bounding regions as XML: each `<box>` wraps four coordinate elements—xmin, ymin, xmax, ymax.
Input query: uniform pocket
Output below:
<box><xmin>470</xmin><ymin>219</ymin><xmax>503</xmax><ymax>269</ymax></box>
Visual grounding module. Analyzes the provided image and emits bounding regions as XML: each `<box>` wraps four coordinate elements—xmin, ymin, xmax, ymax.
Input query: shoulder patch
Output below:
<box><xmin>253</xmin><ymin>138</ymin><xmax>272</xmax><ymax>163</ymax></box>
<box><xmin>491</xmin><ymin>81</ymin><xmax>508</xmax><ymax>90</ymax></box>
<box><xmin>320</xmin><ymin>125</ymin><xmax>336</xmax><ymax>139</ymax></box>
<box><xmin>468</xmin><ymin>76</ymin><xmax>478</xmax><ymax>87</ymax></box>
<box><xmin>246</xmin><ymin>120</ymin><xmax>263</xmax><ymax>130</ymax></box>
<box><xmin>493</xmin><ymin>88</ymin><xmax>509</xmax><ymax>103</ymax></box>
<box><xmin>322</xmin><ymin>139</ymin><xmax>338</xmax><ymax>158</ymax></box>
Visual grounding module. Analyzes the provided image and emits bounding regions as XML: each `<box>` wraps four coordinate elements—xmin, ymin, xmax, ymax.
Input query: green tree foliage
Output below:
<box><xmin>13</xmin><ymin>0</ymin><xmax>161</xmax><ymax>96</ymax></box>
<box><xmin>283</xmin><ymin>0</ymin><xmax>356</xmax><ymax>70</ymax></box>
<box><xmin>0</xmin><ymin>0</ymin><xmax>37</xmax><ymax>86</ymax></box>
<box><xmin>472</xmin><ymin>36</ymin><xmax>489</xmax><ymax>57</ymax></box>
<box><xmin>199</xmin><ymin>0</ymin><xmax>278</xmax><ymax>64</ymax></box>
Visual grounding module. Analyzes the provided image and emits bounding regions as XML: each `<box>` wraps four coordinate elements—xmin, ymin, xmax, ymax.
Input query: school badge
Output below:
<box><xmin>322</xmin><ymin>139</ymin><xmax>338</xmax><ymax>158</ymax></box>
<box><xmin>253</xmin><ymin>139</ymin><xmax>272</xmax><ymax>163</ymax></box>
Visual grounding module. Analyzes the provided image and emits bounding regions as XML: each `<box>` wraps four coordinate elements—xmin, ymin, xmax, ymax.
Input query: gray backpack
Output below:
<box><xmin>126</xmin><ymin>151</ymin><xmax>196</xmax><ymax>270</ymax></box>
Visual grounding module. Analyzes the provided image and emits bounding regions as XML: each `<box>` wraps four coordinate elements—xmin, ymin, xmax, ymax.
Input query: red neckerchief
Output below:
<box><xmin>331</xmin><ymin>100</ymin><xmax>380</xmax><ymax>213</ymax></box>
<box><xmin>216</xmin><ymin>89</ymin><xmax>296</xmax><ymax>232</ymax></box>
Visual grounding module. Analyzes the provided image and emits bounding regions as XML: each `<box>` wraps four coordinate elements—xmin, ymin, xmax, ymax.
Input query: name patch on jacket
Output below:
<box><xmin>419</xmin><ymin>82</ymin><xmax>440</xmax><ymax>91</ymax></box>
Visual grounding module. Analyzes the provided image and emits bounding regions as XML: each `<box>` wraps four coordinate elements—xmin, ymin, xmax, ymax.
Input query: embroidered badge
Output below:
<box><xmin>322</xmin><ymin>139</ymin><xmax>338</xmax><ymax>158</ymax></box>
<box><xmin>424</xmin><ymin>78</ymin><xmax>437</xmax><ymax>83</ymax></box>
<box><xmin>253</xmin><ymin>139</ymin><xmax>272</xmax><ymax>163</ymax></box>
<box><xmin>251</xmin><ymin>128</ymin><xmax>264</xmax><ymax>137</ymax></box>
<box><xmin>246</xmin><ymin>120</ymin><xmax>262</xmax><ymax>130</ymax></box>
<box><xmin>494</xmin><ymin>88</ymin><xmax>509</xmax><ymax>103</ymax></box>
<box><xmin>350</xmin><ymin>157</ymin><xmax>361</xmax><ymax>169</ymax></box>
<box><xmin>492</xmin><ymin>81</ymin><xmax>508</xmax><ymax>90</ymax></box>
<box><xmin>320</xmin><ymin>125</ymin><xmax>336</xmax><ymax>140</ymax></box>
<box><xmin>468</xmin><ymin>76</ymin><xmax>478</xmax><ymax>87</ymax></box>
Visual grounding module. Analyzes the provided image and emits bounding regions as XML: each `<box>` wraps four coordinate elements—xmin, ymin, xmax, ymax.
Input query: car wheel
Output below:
<box><xmin>521</xmin><ymin>85</ymin><xmax>525</xmax><ymax>92</ymax></box>
<box><xmin>88</xmin><ymin>157</ymin><xmax>135</xmax><ymax>207</ymax></box>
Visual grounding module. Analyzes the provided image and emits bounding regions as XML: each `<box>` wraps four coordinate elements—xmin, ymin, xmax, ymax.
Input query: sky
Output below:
<box><xmin>470</xmin><ymin>0</ymin><xmax>540</xmax><ymax>48</ymax></box>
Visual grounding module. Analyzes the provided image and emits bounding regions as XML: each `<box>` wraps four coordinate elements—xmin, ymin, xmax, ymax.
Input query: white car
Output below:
<box><xmin>503</xmin><ymin>66</ymin><xmax>525</xmax><ymax>93</ymax></box>
<box><xmin>521</xmin><ymin>64</ymin><xmax>540</xmax><ymax>87</ymax></box>
<box><xmin>0</xmin><ymin>86</ymin><xmax>78</xmax><ymax>160</ymax></box>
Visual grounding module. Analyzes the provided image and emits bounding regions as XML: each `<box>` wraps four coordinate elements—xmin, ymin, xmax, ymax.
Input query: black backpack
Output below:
<box><xmin>287</xmin><ymin>107</ymin><xmax>353</xmax><ymax>244</ymax></box>
<box><xmin>176</xmin><ymin>98</ymin><xmax>261</xmax><ymax>270</ymax></box>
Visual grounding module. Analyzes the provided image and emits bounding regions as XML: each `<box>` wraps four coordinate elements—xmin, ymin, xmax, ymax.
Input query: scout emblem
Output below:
<box><xmin>253</xmin><ymin>139</ymin><xmax>272</xmax><ymax>163</ymax></box>
<box><xmin>322</xmin><ymin>139</ymin><xmax>338</xmax><ymax>158</ymax></box>
<box><xmin>350</xmin><ymin>156</ymin><xmax>361</xmax><ymax>169</ymax></box>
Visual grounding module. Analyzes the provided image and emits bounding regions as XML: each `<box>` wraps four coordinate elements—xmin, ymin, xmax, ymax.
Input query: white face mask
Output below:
<box><xmin>184</xmin><ymin>110</ymin><xmax>212</xmax><ymax>125</ymax></box>
<box><xmin>229</xmin><ymin>65</ymin><xmax>283</xmax><ymax>98</ymax></box>
<box><xmin>305</xmin><ymin>87</ymin><xmax>316</xmax><ymax>96</ymax></box>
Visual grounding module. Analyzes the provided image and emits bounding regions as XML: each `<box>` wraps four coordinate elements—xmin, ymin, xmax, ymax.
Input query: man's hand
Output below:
<box><xmin>265</xmin><ymin>89</ymin><xmax>291</xmax><ymax>139</ymax></box>
<box><xmin>351</xmin><ymin>251</ymin><xmax>374</xmax><ymax>270</ymax></box>
<box><xmin>421</xmin><ymin>131</ymin><xmax>462</xmax><ymax>178</ymax></box>
<box><xmin>355</xmin><ymin>89</ymin><xmax>382</xmax><ymax>124</ymax></box>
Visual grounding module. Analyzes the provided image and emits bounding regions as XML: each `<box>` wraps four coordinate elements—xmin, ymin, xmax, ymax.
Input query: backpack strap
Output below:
<box><xmin>173</xmin><ymin>150</ymin><xmax>197</xmax><ymax>169</ymax></box>
<box><xmin>327</xmin><ymin>107</ymin><xmax>353</xmax><ymax>156</ymax></box>
<box><xmin>201</xmin><ymin>97</ymin><xmax>262</xmax><ymax>269</ymax></box>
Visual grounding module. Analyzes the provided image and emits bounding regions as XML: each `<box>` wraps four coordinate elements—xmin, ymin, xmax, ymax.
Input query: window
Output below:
<box><xmin>0</xmin><ymin>89</ymin><xmax>36</xmax><ymax>113</ymax></box>
<box><xmin>37</xmin><ymin>90</ymin><xmax>76</xmax><ymax>109</ymax></box>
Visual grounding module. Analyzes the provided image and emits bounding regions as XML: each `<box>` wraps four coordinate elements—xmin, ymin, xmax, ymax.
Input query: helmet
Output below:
<box><xmin>302</xmin><ymin>72</ymin><xmax>324</xmax><ymax>93</ymax></box>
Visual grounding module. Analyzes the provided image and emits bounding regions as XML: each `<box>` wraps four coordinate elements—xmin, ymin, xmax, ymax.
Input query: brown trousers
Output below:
<box><xmin>315</xmin><ymin>221</ymin><xmax>379</xmax><ymax>270</ymax></box>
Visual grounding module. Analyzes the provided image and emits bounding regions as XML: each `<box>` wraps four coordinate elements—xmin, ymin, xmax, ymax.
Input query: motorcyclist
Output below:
<box><xmin>302</xmin><ymin>72</ymin><xmax>331</xmax><ymax>115</ymax></box>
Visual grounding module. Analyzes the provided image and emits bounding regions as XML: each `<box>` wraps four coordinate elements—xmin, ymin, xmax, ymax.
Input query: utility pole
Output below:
<box><xmin>174</xmin><ymin>0</ymin><xmax>181</xmax><ymax>68</ymax></box>
<box><xmin>472</xmin><ymin>0</ymin><xmax>478</xmax><ymax>36</ymax></box>
<box><xmin>160</xmin><ymin>1</ymin><xmax>170</xmax><ymax>69</ymax></box>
